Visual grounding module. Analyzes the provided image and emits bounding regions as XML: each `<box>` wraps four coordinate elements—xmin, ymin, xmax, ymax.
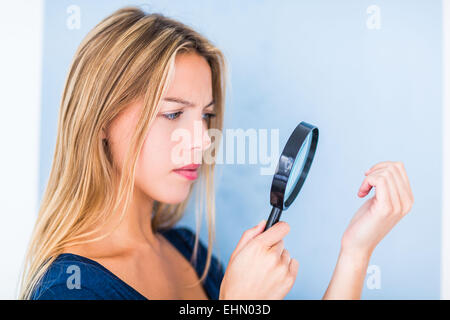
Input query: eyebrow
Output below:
<box><xmin>163</xmin><ymin>97</ymin><xmax>215</xmax><ymax>109</ymax></box>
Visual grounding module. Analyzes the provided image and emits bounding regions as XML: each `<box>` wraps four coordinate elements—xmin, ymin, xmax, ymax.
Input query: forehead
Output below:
<box><xmin>164</xmin><ymin>52</ymin><xmax>213</xmax><ymax>101</ymax></box>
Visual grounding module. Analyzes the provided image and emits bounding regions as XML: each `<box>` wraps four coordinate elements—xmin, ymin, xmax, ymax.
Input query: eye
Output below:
<box><xmin>203</xmin><ymin>112</ymin><xmax>217</xmax><ymax>121</ymax></box>
<box><xmin>163</xmin><ymin>111</ymin><xmax>183</xmax><ymax>120</ymax></box>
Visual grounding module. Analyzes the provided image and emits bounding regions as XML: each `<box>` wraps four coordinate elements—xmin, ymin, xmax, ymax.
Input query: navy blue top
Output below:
<box><xmin>30</xmin><ymin>227</ymin><xmax>224</xmax><ymax>300</ymax></box>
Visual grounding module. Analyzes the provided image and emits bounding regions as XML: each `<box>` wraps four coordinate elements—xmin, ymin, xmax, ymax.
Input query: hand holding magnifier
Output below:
<box><xmin>264</xmin><ymin>121</ymin><xmax>319</xmax><ymax>231</ymax></box>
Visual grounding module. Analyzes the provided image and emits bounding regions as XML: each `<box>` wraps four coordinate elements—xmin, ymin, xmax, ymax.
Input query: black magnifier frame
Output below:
<box><xmin>264</xmin><ymin>121</ymin><xmax>319</xmax><ymax>232</ymax></box>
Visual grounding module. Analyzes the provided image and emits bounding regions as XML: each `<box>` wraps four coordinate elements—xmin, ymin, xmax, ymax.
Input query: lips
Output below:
<box><xmin>175</xmin><ymin>164</ymin><xmax>201</xmax><ymax>170</ymax></box>
<box><xmin>173</xmin><ymin>164</ymin><xmax>200</xmax><ymax>180</ymax></box>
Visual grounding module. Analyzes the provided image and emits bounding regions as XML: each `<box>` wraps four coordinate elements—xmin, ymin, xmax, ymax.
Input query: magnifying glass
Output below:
<box><xmin>264</xmin><ymin>121</ymin><xmax>319</xmax><ymax>231</ymax></box>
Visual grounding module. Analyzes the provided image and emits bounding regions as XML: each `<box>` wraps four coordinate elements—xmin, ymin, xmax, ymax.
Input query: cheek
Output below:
<box><xmin>133</xmin><ymin>126</ymin><xmax>192</xmax><ymax>204</ymax></box>
<box><xmin>138</xmin><ymin>123</ymin><xmax>174</xmax><ymax>175</ymax></box>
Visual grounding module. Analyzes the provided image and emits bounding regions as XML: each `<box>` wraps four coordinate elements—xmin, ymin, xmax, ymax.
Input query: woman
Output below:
<box><xmin>19</xmin><ymin>6</ymin><xmax>414</xmax><ymax>300</ymax></box>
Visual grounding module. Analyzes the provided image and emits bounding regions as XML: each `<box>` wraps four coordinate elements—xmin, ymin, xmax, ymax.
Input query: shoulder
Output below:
<box><xmin>30</xmin><ymin>254</ymin><xmax>137</xmax><ymax>300</ymax></box>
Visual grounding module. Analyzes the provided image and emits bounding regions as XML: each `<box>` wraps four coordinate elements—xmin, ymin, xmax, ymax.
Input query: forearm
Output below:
<box><xmin>322</xmin><ymin>248</ymin><xmax>371</xmax><ymax>299</ymax></box>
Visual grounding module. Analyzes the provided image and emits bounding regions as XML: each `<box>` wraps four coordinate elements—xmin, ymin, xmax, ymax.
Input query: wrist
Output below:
<box><xmin>338</xmin><ymin>246</ymin><xmax>372</xmax><ymax>269</ymax></box>
<box><xmin>323</xmin><ymin>248</ymin><xmax>372</xmax><ymax>300</ymax></box>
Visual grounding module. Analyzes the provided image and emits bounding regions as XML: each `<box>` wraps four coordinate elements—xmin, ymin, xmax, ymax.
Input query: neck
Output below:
<box><xmin>99</xmin><ymin>186</ymin><xmax>161</xmax><ymax>254</ymax></box>
<box><xmin>62</xmin><ymin>186</ymin><xmax>163</xmax><ymax>259</ymax></box>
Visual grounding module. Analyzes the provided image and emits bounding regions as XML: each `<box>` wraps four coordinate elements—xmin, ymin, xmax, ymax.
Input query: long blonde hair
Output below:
<box><xmin>19</xmin><ymin>6</ymin><xmax>226</xmax><ymax>299</ymax></box>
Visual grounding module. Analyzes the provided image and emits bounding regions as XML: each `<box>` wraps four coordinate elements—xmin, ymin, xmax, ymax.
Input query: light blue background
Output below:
<box><xmin>40</xmin><ymin>0</ymin><xmax>442</xmax><ymax>299</ymax></box>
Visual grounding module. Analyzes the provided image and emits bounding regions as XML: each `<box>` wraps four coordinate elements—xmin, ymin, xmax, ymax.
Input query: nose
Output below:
<box><xmin>192</xmin><ymin>120</ymin><xmax>212</xmax><ymax>150</ymax></box>
<box><xmin>192</xmin><ymin>119</ymin><xmax>212</xmax><ymax>163</ymax></box>
<box><xmin>202</xmin><ymin>127</ymin><xmax>212</xmax><ymax>150</ymax></box>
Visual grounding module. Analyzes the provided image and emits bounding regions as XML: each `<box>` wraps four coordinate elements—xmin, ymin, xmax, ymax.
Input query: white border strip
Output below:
<box><xmin>0</xmin><ymin>0</ymin><xmax>44</xmax><ymax>299</ymax></box>
<box><xmin>442</xmin><ymin>0</ymin><xmax>450</xmax><ymax>300</ymax></box>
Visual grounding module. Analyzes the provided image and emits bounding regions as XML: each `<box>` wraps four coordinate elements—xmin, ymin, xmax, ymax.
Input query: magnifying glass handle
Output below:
<box><xmin>264</xmin><ymin>207</ymin><xmax>282</xmax><ymax>231</ymax></box>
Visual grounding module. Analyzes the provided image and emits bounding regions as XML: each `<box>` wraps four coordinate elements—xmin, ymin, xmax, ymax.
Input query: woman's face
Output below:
<box><xmin>106</xmin><ymin>52</ymin><xmax>214</xmax><ymax>204</ymax></box>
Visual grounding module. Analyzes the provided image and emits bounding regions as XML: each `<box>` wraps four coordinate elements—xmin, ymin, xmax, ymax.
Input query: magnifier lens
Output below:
<box><xmin>284</xmin><ymin>132</ymin><xmax>313</xmax><ymax>199</ymax></box>
<box><xmin>264</xmin><ymin>122</ymin><xmax>318</xmax><ymax>232</ymax></box>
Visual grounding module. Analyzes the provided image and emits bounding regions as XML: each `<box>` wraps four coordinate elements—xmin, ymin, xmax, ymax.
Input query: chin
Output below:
<box><xmin>153</xmin><ymin>185</ymin><xmax>192</xmax><ymax>205</ymax></box>
<box><xmin>159</xmin><ymin>194</ymin><xmax>189</xmax><ymax>205</ymax></box>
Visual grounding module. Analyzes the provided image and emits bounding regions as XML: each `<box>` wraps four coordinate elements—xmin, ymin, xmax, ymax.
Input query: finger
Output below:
<box><xmin>289</xmin><ymin>258</ymin><xmax>299</xmax><ymax>277</ymax></box>
<box><xmin>369</xmin><ymin>168</ymin><xmax>402</xmax><ymax>214</ymax></box>
<box><xmin>231</xmin><ymin>220</ymin><xmax>266</xmax><ymax>260</ymax></box>
<box><xmin>359</xmin><ymin>167</ymin><xmax>396</xmax><ymax>197</ymax></box>
<box><xmin>386</xmin><ymin>166</ymin><xmax>411</xmax><ymax>213</ymax></box>
<box><xmin>393</xmin><ymin>162</ymin><xmax>414</xmax><ymax>201</ymax></box>
<box><xmin>365</xmin><ymin>161</ymin><xmax>409</xmax><ymax>186</ymax></box>
<box><xmin>358</xmin><ymin>176</ymin><xmax>374</xmax><ymax>197</ymax></box>
<box><xmin>366</xmin><ymin>162</ymin><xmax>414</xmax><ymax>204</ymax></box>
<box><xmin>280</xmin><ymin>248</ymin><xmax>291</xmax><ymax>265</ymax></box>
<box><xmin>358</xmin><ymin>172</ymin><xmax>391</xmax><ymax>209</ymax></box>
<box><xmin>358</xmin><ymin>170</ymin><xmax>378</xmax><ymax>197</ymax></box>
<box><xmin>255</xmin><ymin>221</ymin><xmax>290</xmax><ymax>248</ymax></box>
<box><xmin>364</xmin><ymin>161</ymin><xmax>393</xmax><ymax>176</ymax></box>
<box><xmin>269</xmin><ymin>239</ymin><xmax>285</xmax><ymax>256</ymax></box>
<box><xmin>359</xmin><ymin>164</ymin><xmax>394</xmax><ymax>197</ymax></box>
<box><xmin>374</xmin><ymin>166</ymin><xmax>412</xmax><ymax>214</ymax></box>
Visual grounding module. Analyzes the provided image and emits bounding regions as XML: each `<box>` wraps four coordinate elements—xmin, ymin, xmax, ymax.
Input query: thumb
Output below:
<box><xmin>230</xmin><ymin>220</ymin><xmax>266</xmax><ymax>261</ymax></box>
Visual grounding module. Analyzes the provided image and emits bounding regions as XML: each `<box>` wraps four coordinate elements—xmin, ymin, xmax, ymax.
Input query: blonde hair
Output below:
<box><xmin>19</xmin><ymin>6</ymin><xmax>227</xmax><ymax>299</ymax></box>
